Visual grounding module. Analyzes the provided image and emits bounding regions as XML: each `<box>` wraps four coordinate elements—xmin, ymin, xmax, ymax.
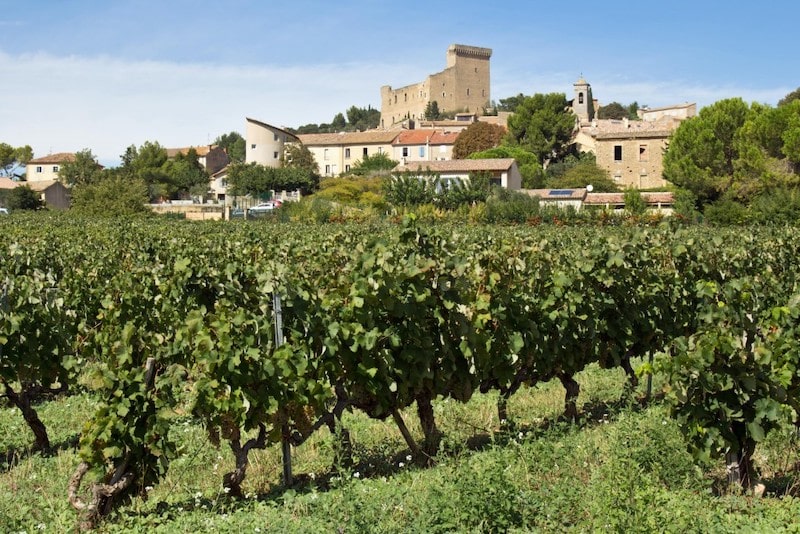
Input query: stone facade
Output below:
<box><xmin>380</xmin><ymin>44</ymin><xmax>491</xmax><ymax>129</ymax></box>
<box><xmin>571</xmin><ymin>78</ymin><xmax>696</xmax><ymax>189</ymax></box>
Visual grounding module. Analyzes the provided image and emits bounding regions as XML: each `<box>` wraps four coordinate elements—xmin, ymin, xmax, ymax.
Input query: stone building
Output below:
<box><xmin>380</xmin><ymin>44</ymin><xmax>492</xmax><ymax>129</ymax></box>
<box><xmin>570</xmin><ymin>77</ymin><xmax>695</xmax><ymax>189</ymax></box>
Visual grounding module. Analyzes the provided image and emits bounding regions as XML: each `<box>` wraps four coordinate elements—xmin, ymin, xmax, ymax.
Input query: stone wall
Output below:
<box><xmin>380</xmin><ymin>44</ymin><xmax>491</xmax><ymax>128</ymax></box>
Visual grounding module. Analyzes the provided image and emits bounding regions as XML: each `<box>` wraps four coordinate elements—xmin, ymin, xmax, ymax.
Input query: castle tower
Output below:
<box><xmin>573</xmin><ymin>76</ymin><xmax>594</xmax><ymax>123</ymax></box>
<box><xmin>380</xmin><ymin>44</ymin><xmax>491</xmax><ymax>128</ymax></box>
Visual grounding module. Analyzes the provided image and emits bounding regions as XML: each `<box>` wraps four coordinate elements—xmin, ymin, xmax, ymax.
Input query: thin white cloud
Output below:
<box><xmin>0</xmin><ymin>51</ymin><xmax>414</xmax><ymax>165</ymax></box>
<box><xmin>1</xmin><ymin>50</ymin><xmax>792</xmax><ymax>167</ymax></box>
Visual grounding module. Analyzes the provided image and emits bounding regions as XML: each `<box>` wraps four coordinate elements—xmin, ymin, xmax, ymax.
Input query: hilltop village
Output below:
<box><xmin>5</xmin><ymin>43</ymin><xmax>695</xmax><ymax>216</ymax></box>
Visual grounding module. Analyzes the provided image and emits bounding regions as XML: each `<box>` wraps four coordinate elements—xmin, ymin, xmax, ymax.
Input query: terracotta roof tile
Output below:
<box><xmin>166</xmin><ymin>145</ymin><xmax>218</xmax><ymax>158</ymax></box>
<box><xmin>0</xmin><ymin>177</ymin><xmax>20</xmax><ymax>190</ymax></box>
<box><xmin>392</xmin><ymin>129</ymin><xmax>460</xmax><ymax>146</ymax></box>
<box><xmin>298</xmin><ymin>131</ymin><xmax>399</xmax><ymax>146</ymax></box>
<box><xmin>583</xmin><ymin>192</ymin><xmax>674</xmax><ymax>205</ymax></box>
<box><xmin>395</xmin><ymin>158</ymin><xmax>515</xmax><ymax>173</ymax></box>
<box><xmin>28</xmin><ymin>152</ymin><xmax>76</xmax><ymax>164</ymax></box>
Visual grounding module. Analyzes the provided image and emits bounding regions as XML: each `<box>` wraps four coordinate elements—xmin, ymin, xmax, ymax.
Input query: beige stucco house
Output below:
<box><xmin>380</xmin><ymin>44</ymin><xmax>492</xmax><ymax>129</ymax></box>
<box><xmin>25</xmin><ymin>153</ymin><xmax>76</xmax><ymax>182</ymax></box>
<box><xmin>297</xmin><ymin>131</ymin><xmax>399</xmax><ymax>177</ymax></box>
<box><xmin>245</xmin><ymin>117</ymin><xmax>299</xmax><ymax>167</ymax></box>
<box><xmin>391</xmin><ymin>129</ymin><xmax>460</xmax><ymax>164</ymax></box>
<box><xmin>394</xmin><ymin>158</ymin><xmax>521</xmax><ymax>190</ymax></box>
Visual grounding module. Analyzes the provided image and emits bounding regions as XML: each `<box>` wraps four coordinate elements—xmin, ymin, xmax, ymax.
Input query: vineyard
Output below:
<box><xmin>2</xmin><ymin>214</ymin><xmax>800</xmax><ymax>531</ymax></box>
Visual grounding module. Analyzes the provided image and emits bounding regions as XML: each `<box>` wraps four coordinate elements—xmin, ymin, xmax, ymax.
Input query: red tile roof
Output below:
<box><xmin>298</xmin><ymin>131</ymin><xmax>399</xmax><ymax>146</ymax></box>
<box><xmin>28</xmin><ymin>152</ymin><xmax>76</xmax><ymax>164</ymax></box>
<box><xmin>166</xmin><ymin>145</ymin><xmax>218</xmax><ymax>158</ymax></box>
<box><xmin>395</xmin><ymin>158</ymin><xmax>515</xmax><ymax>173</ymax></box>
<box><xmin>392</xmin><ymin>130</ymin><xmax>460</xmax><ymax>146</ymax></box>
<box><xmin>583</xmin><ymin>192</ymin><xmax>674</xmax><ymax>205</ymax></box>
<box><xmin>0</xmin><ymin>177</ymin><xmax>20</xmax><ymax>190</ymax></box>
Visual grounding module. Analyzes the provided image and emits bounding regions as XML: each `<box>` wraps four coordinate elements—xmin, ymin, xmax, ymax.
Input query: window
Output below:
<box><xmin>345</xmin><ymin>148</ymin><xmax>350</xmax><ymax>159</ymax></box>
<box><xmin>467</xmin><ymin>88</ymin><xmax>470</xmax><ymax>96</ymax></box>
<box><xmin>378</xmin><ymin>147</ymin><xmax>383</xmax><ymax>154</ymax></box>
<box><xmin>579</xmin><ymin>92</ymin><xmax>584</xmax><ymax>104</ymax></box>
<box><xmin>394</xmin><ymin>95</ymin><xmax>397</xmax><ymax>104</ymax></box>
<box><xmin>36</xmin><ymin>166</ymin><xmax>42</xmax><ymax>173</ymax></box>
<box><xmin>482</xmin><ymin>89</ymin><xmax>486</xmax><ymax>97</ymax></box>
<box><xmin>404</xmin><ymin>93</ymin><xmax>407</xmax><ymax>102</ymax></box>
<box><xmin>419</xmin><ymin>146</ymin><xmax>425</xmax><ymax>157</ymax></box>
<box><xmin>345</xmin><ymin>164</ymin><xmax>350</xmax><ymax>172</ymax></box>
<box><xmin>273</xmin><ymin>152</ymin><xmax>278</xmax><ymax>159</ymax></box>
<box><xmin>325</xmin><ymin>164</ymin><xmax>331</xmax><ymax>175</ymax></box>
<box><xmin>363</xmin><ymin>147</ymin><xmax>368</xmax><ymax>156</ymax></box>
<box><xmin>324</xmin><ymin>149</ymin><xmax>329</xmax><ymax>161</ymax></box>
<box><xmin>53</xmin><ymin>165</ymin><xmax>59</xmax><ymax>172</ymax></box>
<box><xmin>274</xmin><ymin>134</ymin><xmax>278</xmax><ymax>141</ymax></box>
<box><xmin>402</xmin><ymin>147</ymin><xmax>409</xmax><ymax>157</ymax></box>
<box><xmin>638</xmin><ymin>144</ymin><xmax>648</xmax><ymax>162</ymax></box>
<box><xmin>251</xmin><ymin>144</ymin><xmax>256</xmax><ymax>149</ymax></box>
<box><xmin>614</xmin><ymin>145</ymin><xmax>622</xmax><ymax>161</ymax></box>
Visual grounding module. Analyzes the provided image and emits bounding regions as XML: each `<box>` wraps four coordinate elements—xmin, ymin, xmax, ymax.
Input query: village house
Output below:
<box><xmin>0</xmin><ymin>177</ymin><xmax>70</xmax><ymax>209</ymax></box>
<box><xmin>25</xmin><ymin>152</ymin><xmax>76</xmax><ymax>182</ymax></box>
<box><xmin>522</xmin><ymin>188</ymin><xmax>674</xmax><ymax>213</ymax></box>
<box><xmin>391</xmin><ymin>129</ymin><xmax>460</xmax><ymax>164</ymax></box>
<box><xmin>394</xmin><ymin>158</ymin><xmax>522</xmax><ymax>190</ymax></box>
<box><xmin>569</xmin><ymin>77</ymin><xmax>695</xmax><ymax>189</ymax></box>
<box><xmin>165</xmin><ymin>145</ymin><xmax>229</xmax><ymax>174</ymax></box>
<box><xmin>297</xmin><ymin>130</ymin><xmax>399</xmax><ymax>177</ymax></box>
<box><xmin>245</xmin><ymin>117</ymin><xmax>299</xmax><ymax>167</ymax></box>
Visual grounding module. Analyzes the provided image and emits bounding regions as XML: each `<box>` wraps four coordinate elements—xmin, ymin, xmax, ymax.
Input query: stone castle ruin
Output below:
<box><xmin>380</xmin><ymin>44</ymin><xmax>492</xmax><ymax>129</ymax></box>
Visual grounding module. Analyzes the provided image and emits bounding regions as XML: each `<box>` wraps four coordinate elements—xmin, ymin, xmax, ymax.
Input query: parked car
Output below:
<box><xmin>247</xmin><ymin>200</ymin><xmax>282</xmax><ymax>215</ymax></box>
<box><xmin>0</xmin><ymin>208</ymin><xmax>8</xmax><ymax>215</ymax></box>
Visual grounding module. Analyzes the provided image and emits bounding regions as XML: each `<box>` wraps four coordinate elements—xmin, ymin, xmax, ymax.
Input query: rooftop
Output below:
<box><xmin>395</xmin><ymin>158</ymin><xmax>515</xmax><ymax>173</ymax></box>
<box><xmin>298</xmin><ymin>130</ymin><xmax>399</xmax><ymax>146</ymax></box>
<box><xmin>28</xmin><ymin>152</ymin><xmax>76</xmax><ymax>164</ymax></box>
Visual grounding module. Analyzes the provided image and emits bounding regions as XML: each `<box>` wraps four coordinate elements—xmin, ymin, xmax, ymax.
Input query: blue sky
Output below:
<box><xmin>1</xmin><ymin>0</ymin><xmax>797</xmax><ymax>166</ymax></box>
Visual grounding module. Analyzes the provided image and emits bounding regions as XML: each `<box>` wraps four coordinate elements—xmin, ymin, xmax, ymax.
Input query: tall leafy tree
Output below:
<box><xmin>597</xmin><ymin>102</ymin><xmax>629</xmax><ymax>120</ymax></box>
<box><xmin>496</xmin><ymin>93</ymin><xmax>526</xmax><ymax>113</ymax></box>
<box><xmin>424</xmin><ymin>101</ymin><xmax>441</xmax><ymax>120</ymax></box>
<box><xmin>331</xmin><ymin>113</ymin><xmax>347</xmax><ymax>131</ymax></box>
<box><xmin>214</xmin><ymin>132</ymin><xmax>246</xmax><ymax>163</ymax></box>
<box><xmin>161</xmin><ymin>149</ymin><xmax>210</xmax><ymax>198</ymax></box>
<box><xmin>663</xmin><ymin>98</ymin><xmax>753</xmax><ymax>204</ymax></box>
<box><xmin>469</xmin><ymin>145</ymin><xmax>543</xmax><ymax>188</ymax></box>
<box><xmin>227</xmin><ymin>162</ymin><xmax>318</xmax><ymax>197</ymax></box>
<box><xmin>282</xmin><ymin>143</ymin><xmax>319</xmax><ymax>177</ymax></box>
<box><xmin>452</xmin><ymin>122</ymin><xmax>506</xmax><ymax>158</ymax></box>
<box><xmin>0</xmin><ymin>143</ymin><xmax>33</xmax><ymax>177</ymax></box>
<box><xmin>58</xmin><ymin>148</ymin><xmax>103</xmax><ymax>186</ymax></box>
<box><xmin>350</xmin><ymin>152</ymin><xmax>398</xmax><ymax>176</ymax></box>
<box><xmin>505</xmin><ymin>93</ymin><xmax>576</xmax><ymax>166</ymax></box>
<box><xmin>778</xmin><ymin>87</ymin><xmax>800</xmax><ymax>107</ymax></box>
<box><xmin>70</xmin><ymin>175</ymin><xmax>150</xmax><ymax>216</ymax></box>
<box><xmin>6</xmin><ymin>185</ymin><xmax>42</xmax><ymax>210</ymax></box>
